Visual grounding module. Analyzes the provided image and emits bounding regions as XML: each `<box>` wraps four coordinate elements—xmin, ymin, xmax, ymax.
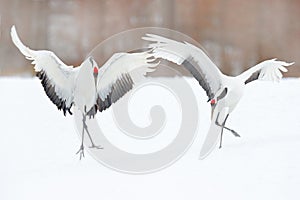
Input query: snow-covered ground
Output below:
<box><xmin>0</xmin><ymin>77</ymin><xmax>300</xmax><ymax>200</ymax></box>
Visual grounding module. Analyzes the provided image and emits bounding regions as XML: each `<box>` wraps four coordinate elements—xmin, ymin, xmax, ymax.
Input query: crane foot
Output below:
<box><xmin>76</xmin><ymin>144</ymin><xmax>85</xmax><ymax>160</ymax></box>
<box><xmin>89</xmin><ymin>144</ymin><xmax>103</xmax><ymax>149</ymax></box>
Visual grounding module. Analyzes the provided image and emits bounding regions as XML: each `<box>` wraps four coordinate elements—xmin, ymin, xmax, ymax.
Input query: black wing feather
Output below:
<box><xmin>36</xmin><ymin>70</ymin><xmax>73</xmax><ymax>116</ymax></box>
<box><xmin>244</xmin><ymin>70</ymin><xmax>261</xmax><ymax>84</ymax></box>
<box><xmin>182</xmin><ymin>56</ymin><xmax>216</xmax><ymax>101</ymax></box>
<box><xmin>95</xmin><ymin>73</ymin><xmax>134</xmax><ymax>113</ymax></box>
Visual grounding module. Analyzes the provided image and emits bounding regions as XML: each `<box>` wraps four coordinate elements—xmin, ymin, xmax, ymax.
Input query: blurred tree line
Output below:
<box><xmin>0</xmin><ymin>0</ymin><xmax>299</xmax><ymax>76</ymax></box>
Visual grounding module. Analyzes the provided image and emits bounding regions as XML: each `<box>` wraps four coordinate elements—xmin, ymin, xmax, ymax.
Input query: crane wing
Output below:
<box><xmin>142</xmin><ymin>34</ymin><xmax>223</xmax><ymax>101</ymax></box>
<box><xmin>238</xmin><ymin>58</ymin><xmax>293</xmax><ymax>84</ymax></box>
<box><xmin>11</xmin><ymin>26</ymin><xmax>78</xmax><ymax>116</ymax></box>
<box><xmin>95</xmin><ymin>51</ymin><xmax>158</xmax><ymax>112</ymax></box>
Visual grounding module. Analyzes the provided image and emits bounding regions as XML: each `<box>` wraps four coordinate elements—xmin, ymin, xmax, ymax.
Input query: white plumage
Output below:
<box><xmin>11</xmin><ymin>26</ymin><xmax>158</xmax><ymax>159</ymax></box>
<box><xmin>143</xmin><ymin>34</ymin><xmax>294</xmax><ymax>159</ymax></box>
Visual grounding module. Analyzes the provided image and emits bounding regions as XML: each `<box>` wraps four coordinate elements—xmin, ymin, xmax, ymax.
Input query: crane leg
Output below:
<box><xmin>215</xmin><ymin>113</ymin><xmax>240</xmax><ymax>149</ymax></box>
<box><xmin>218</xmin><ymin>114</ymin><xmax>228</xmax><ymax>149</ymax></box>
<box><xmin>76</xmin><ymin>114</ymin><xmax>103</xmax><ymax>159</ymax></box>
<box><xmin>76</xmin><ymin>114</ymin><xmax>86</xmax><ymax>160</ymax></box>
<box><xmin>83</xmin><ymin>122</ymin><xmax>103</xmax><ymax>149</ymax></box>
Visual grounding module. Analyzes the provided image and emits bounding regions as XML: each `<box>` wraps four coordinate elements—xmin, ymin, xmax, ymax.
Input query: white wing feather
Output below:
<box><xmin>11</xmin><ymin>26</ymin><xmax>79</xmax><ymax>113</ymax></box>
<box><xmin>97</xmin><ymin>51</ymin><xmax>158</xmax><ymax>101</ymax></box>
<box><xmin>142</xmin><ymin>34</ymin><xmax>223</xmax><ymax>100</ymax></box>
<box><xmin>238</xmin><ymin>58</ymin><xmax>294</xmax><ymax>84</ymax></box>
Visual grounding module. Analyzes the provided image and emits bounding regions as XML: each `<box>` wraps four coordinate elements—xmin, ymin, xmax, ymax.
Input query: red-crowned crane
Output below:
<box><xmin>143</xmin><ymin>34</ymin><xmax>293</xmax><ymax>159</ymax></box>
<box><xmin>11</xmin><ymin>26</ymin><xmax>158</xmax><ymax>159</ymax></box>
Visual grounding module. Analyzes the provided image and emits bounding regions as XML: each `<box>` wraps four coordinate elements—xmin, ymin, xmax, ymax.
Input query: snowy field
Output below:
<box><xmin>0</xmin><ymin>77</ymin><xmax>300</xmax><ymax>200</ymax></box>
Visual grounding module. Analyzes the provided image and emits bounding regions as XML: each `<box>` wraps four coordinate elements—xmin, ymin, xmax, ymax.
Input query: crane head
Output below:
<box><xmin>210</xmin><ymin>99</ymin><xmax>216</xmax><ymax>105</ymax></box>
<box><xmin>93</xmin><ymin>66</ymin><xmax>98</xmax><ymax>75</ymax></box>
<box><xmin>86</xmin><ymin>56</ymin><xmax>99</xmax><ymax>76</ymax></box>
